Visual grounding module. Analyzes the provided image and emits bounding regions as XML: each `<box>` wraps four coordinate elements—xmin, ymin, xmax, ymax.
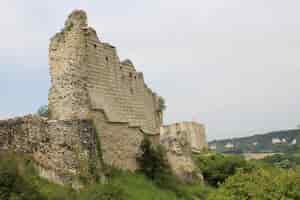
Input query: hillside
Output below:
<box><xmin>209</xmin><ymin>129</ymin><xmax>300</xmax><ymax>153</ymax></box>
<box><xmin>0</xmin><ymin>153</ymin><xmax>210</xmax><ymax>200</ymax></box>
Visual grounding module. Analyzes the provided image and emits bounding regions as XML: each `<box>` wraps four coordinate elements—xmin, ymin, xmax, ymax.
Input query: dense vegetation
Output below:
<box><xmin>194</xmin><ymin>153</ymin><xmax>254</xmax><ymax>187</ymax></box>
<box><xmin>261</xmin><ymin>146</ymin><xmax>300</xmax><ymax>169</ymax></box>
<box><xmin>0</xmin><ymin>152</ymin><xmax>209</xmax><ymax>200</ymax></box>
<box><xmin>208</xmin><ymin>167</ymin><xmax>300</xmax><ymax>199</ymax></box>
<box><xmin>2</xmin><ymin>147</ymin><xmax>300</xmax><ymax>199</ymax></box>
<box><xmin>210</xmin><ymin>129</ymin><xmax>300</xmax><ymax>153</ymax></box>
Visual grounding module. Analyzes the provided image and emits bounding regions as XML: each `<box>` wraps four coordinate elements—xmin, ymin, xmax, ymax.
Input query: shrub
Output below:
<box><xmin>262</xmin><ymin>153</ymin><xmax>300</xmax><ymax>169</ymax></box>
<box><xmin>0</xmin><ymin>155</ymin><xmax>45</xmax><ymax>200</ymax></box>
<box><xmin>158</xmin><ymin>96</ymin><xmax>166</xmax><ymax>111</ymax></box>
<box><xmin>137</xmin><ymin>138</ymin><xmax>170</xmax><ymax>182</ymax></box>
<box><xmin>208</xmin><ymin>167</ymin><xmax>300</xmax><ymax>200</ymax></box>
<box><xmin>195</xmin><ymin>153</ymin><xmax>254</xmax><ymax>187</ymax></box>
<box><xmin>37</xmin><ymin>105</ymin><xmax>49</xmax><ymax>117</ymax></box>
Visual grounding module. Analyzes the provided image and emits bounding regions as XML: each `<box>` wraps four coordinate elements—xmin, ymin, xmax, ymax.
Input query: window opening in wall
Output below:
<box><xmin>94</xmin><ymin>44</ymin><xmax>97</xmax><ymax>48</ymax></box>
<box><xmin>105</xmin><ymin>56</ymin><xmax>109</xmax><ymax>62</ymax></box>
<box><xmin>120</xmin><ymin>66</ymin><xmax>123</xmax><ymax>70</ymax></box>
<box><xmin>129</xmin><ymin>72</ymin><xmax>132</xmax><ymax>78</ymax></box>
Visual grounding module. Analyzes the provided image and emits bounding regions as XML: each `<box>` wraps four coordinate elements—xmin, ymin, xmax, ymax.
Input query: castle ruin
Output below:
<box><xmin>160</xmin><ymin>122</ymin><xmax>207</xmax><ymax>180</ymax></box>
<box><xmin>49</xmin><ymin>10</ymin><xmax>163</xmax><ymax>171</ymax></box>
<box><xmin>0</xmin><ymin>10</ymin><xmax>206</xmax><ymax>186</ymax></box>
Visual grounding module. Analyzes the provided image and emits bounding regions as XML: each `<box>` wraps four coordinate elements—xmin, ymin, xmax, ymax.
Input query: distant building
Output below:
<box><xmin>282</xmin><ymin>138</ymin><xmax>287</xmax><ymax>143</ymax></box>
<box><xmin>209</xmin><ymin>144</ymin><xmax>217</xmax><ymax>150</ymax></box>
<box><xmin>252</xmin><ymin>142</ymin><xmax>258</xmax><ymax>146</ymax></box>
<box><xmin>225</xmin><ymin>142</ymin><xmax>234</xmax><ymax>149</ymax></box>
<box><xmin>272</xmin><ymin>138</ymin><xmax>287</xmax><ymax>144</ymax></box>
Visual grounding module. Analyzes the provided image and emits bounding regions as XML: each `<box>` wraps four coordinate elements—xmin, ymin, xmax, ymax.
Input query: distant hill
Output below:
<box><xmin>209</xmin><ymin>129</ymin><xmax>300</xmax><ymax>153</ymax></box>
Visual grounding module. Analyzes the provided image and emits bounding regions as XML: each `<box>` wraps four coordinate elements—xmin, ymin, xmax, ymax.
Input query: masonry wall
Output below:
<box><xmin>49</xmin><ymin>10</ymin><xmax>162</xmax><ymax>134</ymax></box>
<box><xmin>160</xmin><ymin>122</ymin><xmax>207</xmax><ymax>152</ymax></box>
<box><xmin>160</xmin><ymin>127</ymin><xmax>197</xmax><ymax>182</ymax></box>
<box><xmin>49</xmin><ymin>11</ymin><xmax>90</xmax><ymax>120</ymax></box>
<box><xmin>0</xmin><ymin>115</ymin><xmax>101</xmax><ymax>188</ymax></box>
<box><xmin>91</xmin><ymin>111</ymin><xmax>146</xmax><ymax>170</ymax></box>
<box><xmin>48</xmin><ymin>10</ymin><xmax>163</xmax><ymax>171</ymax></box>
<box><xmin>85</xmin><ymin>27</ymin><xmax>162</xmax><ymax>135</ymax></box>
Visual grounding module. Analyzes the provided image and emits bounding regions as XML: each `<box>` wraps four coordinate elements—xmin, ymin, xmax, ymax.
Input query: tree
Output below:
<box><xmin>195</xmin><ymin>153</ymin><xmax>254</xmax><ymax>187</ymax></box>
<box><xmin>0</xmin><ymin>155</ymin><xmax>45</xmax><ymax>200</ymax></box>
<box><xmin>158</xmin><ymin>97</ymin><xmax>166</xmax><ymax>111</ymax></box>
<box><xmin>137</xmin><ymin>139</ymin><xmax>169</xmax><ymax>180</ymax></box>
<box><xmin>208</xmin><ymin>167</ymin><xmax>300</xmax><ymax>200</ymax></box>
<box><xmin>37</xmin><ymin>105</ymin><xmax>49</xmax><ymax>118</ymax></box>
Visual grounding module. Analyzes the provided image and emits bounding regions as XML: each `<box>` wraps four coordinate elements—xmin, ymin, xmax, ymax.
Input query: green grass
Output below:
<box><xmin>0</xmin><ymin>153</ymin><xmax>209</xmax><ymax>200</ymax></box>
<box><xmin>78</xmin><ymin>170</ymin><xmax>211</xmax><ymax>200</ymax></box>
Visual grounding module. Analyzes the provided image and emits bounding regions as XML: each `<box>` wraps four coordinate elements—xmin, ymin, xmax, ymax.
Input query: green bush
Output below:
<box><xmin>37</xmin><ymin>105</ymin><xmax>49</xmax><ymax>117</ymax></box>
<box><xmin>208</xmin><ymin>167</ymin><xmax>300</xmax><ymax>200</ymax></box>
<box><xmin>0</xmin><ymin>155</ymin><xmax>45</xmax><ymax>200</ymax></box>
<box><xmin>136</xmin><ymin>139</ymin><xmax>208</xmax><ymax>199</ymax></box>
<box><xmin>137</xmin><ymin>138</ymin><xmax>170</xmax><ymax>182</ymax></box>
<box><xmin>262</xmin><ymin>153</ymin><xmax>300</xmax><ymax>169</ymax></box>
<box><xmin>195</xmin><ymin>153</ymin><xmax>254</xmax><ymax>187</ymax></box>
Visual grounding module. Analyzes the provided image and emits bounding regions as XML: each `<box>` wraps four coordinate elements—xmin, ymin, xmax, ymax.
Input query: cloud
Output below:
<box><xmin>1</xmin><ymin>0</ymin><xmax>300</xmax><ymax>140</ymax></box>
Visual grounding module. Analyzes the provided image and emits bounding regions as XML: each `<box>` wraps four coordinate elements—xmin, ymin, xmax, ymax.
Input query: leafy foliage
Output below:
<box><xmin>37</xmin><ymin>105</ymin><xmax>49</xmax><ymax>117</ymax></box>
<box><xmin>3</xmin><ymin>149</ymin><xmax>300</xmax><ymax>200</ymax></box>
<box><xmin>262</xmin><ymin>151</ymin><xmax>300</xmax><ymax>169</ymax></box>
<box><xmin>208</xmin><ymin>167</ymin><xmax>300</xmax><ymax>200</ymax></box>
<box><xmin>195</xmin><ymin>153</ymin><xmax>254</xmax><ymax>187</ymax></box>
<box><xmin>158</xmin><ymin>96</ymin><xmax>166</xmax><ymax>111</ymax></box>
<box><xmin>0</xmin><ymin>154</ymin><xmax>45</xmax><ymax>200</ymax></box>
<box><xmin>137</xmin><ymin>138</ymin><xmax>170</xmax><ymax>182</ymax></box>
<box><xmin>136</xmin><ymin>138</ymin><xmax>207</xmax><ymax>199</ymax></box>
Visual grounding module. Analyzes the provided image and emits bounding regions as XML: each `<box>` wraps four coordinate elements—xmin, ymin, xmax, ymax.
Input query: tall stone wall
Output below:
<box><xmin>48</xmin><ymin>10</ymin><xmax>163</xmax><ymax>171</ymax></box>
<box><xmin>49</xmin><ymin>10</ymin><xmax>90</xmax><ymax>120</ymax></box>
<box><xmin>85</xmin><ymin>26</ymin><xmax>162</xmax><ymax>135</ymax></box>
<box><xmin>0</xmin><ymin>115</ymin><xmax>101</xmax><ymax>188</ymax></box>
<box><xmin>49</xmin><ymin>10</ymin><xmax>163</xmax><ymax>135</ymax></box>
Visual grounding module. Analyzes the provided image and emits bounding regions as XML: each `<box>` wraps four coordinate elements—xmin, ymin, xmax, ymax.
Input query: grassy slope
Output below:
<box><xmin>0</xmin><ymin>154</ymin><xmax>209</xmax><ymax>200</ymax></box>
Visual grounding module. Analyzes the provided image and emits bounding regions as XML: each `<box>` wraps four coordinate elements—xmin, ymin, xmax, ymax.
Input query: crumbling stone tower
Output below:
<box><xmin>49</xmin><ymin>11</ymin><xmax>90</xmax><ymax>120</ymax></box>
<box><xmin>49</xmin><ymin>10</ymin><xmax>164</xmax><ymax>170</ymax></box>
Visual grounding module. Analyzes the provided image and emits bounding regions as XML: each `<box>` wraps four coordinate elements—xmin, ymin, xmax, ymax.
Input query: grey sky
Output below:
<box><xmin>1</xmin><ymin>0</ymin><xmax>300</xmax><ymax>140</ymax></box>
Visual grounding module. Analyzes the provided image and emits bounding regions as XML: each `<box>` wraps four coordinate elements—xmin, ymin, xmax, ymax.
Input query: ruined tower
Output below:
<box><xmin>49</xmin><ymin>10</ymin><xmax>90</xmax><ymax>120</ymax></box>
<box><xmin>49</xmin><ymin>10</ymin><xmax>163</xmax><ymax>170</ymax></box>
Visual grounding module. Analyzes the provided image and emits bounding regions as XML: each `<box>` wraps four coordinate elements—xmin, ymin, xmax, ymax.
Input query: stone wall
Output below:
<box><xmin>48</xmin><ymin>10</ymin><xmax>163</xmax><ymax>171</ymax></box>
<box><xmin>160</xmin><ymin>121</ymin><xmax>207</xmax><ymax>182</ymax></box>
<box><xmin>49</xmin><ymin>10</ymin><xmax>91</xmax><ymax>120</ymax></box>
<box><xmin>160</xmin><ymin>129</ymin><xmax>197</xmax><ymax>182</ymax></box>
<box><xmin>160</xmin><ymin>122</ymin><xmax>207</xmax><ymax>153</ymax></box>
<box><xmin>49</xmin><ymin>10</ymin><xmax>163</xmax><ymax>135</ymax></box>
<box><xmin>91</xmin><ymin>111</ymin><xmax>145</xmax><ymax>170</ymax></box>
<box><xmin>85</xmin><ymin>21</ymin><xmax>162</xmax><ymax>135</ymax></box>
<box><xmin>0</xmin><ymin>115</ymin><xmax>102</xmax><ymax>188</ymax></box>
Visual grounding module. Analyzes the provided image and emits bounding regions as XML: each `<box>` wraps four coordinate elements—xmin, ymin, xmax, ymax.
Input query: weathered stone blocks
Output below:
<box><xmin>0</xmin><ymin>115</ymin><xmax>101</xmax><ymax>187</ymax></box>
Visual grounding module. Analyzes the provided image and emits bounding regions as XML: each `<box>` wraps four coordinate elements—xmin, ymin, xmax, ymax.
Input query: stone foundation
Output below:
<box><xmin>0</xmin><ymin>115</ymin><xmax>102</xmax><ymax>187</ymax></box>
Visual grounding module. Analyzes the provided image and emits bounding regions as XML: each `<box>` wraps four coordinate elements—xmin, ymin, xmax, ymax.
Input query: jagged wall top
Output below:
<box><xmin>48</xmin><ymin>10</ymin><xmax>163</xmax><ymax>134</ymax></box>
<box><xmin>65</xmin><ymin>10</ymin><xmax>87</xmax><ymax>29</ymax></box>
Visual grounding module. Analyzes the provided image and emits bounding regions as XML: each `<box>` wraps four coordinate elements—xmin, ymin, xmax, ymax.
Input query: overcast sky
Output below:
<box><xmin>1</xmin><ymin>0</ymin><xmax>300</xmax><ymax>140</ymax></box>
